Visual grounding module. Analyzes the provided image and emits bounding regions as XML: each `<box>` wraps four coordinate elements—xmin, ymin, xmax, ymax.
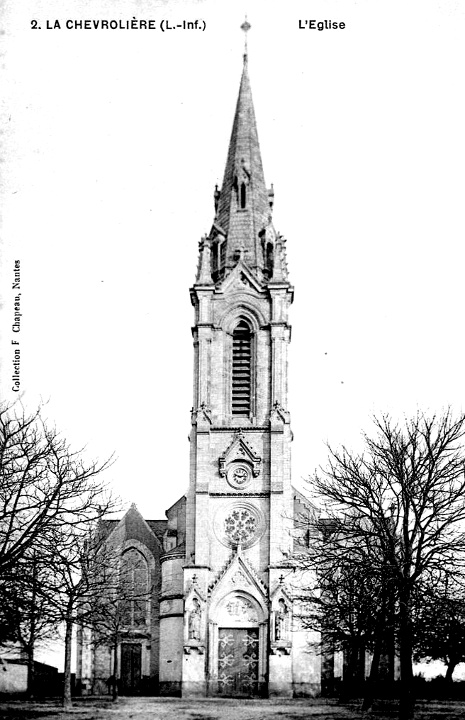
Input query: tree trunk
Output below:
<box><xmin>63</xmin><ymin>614</ymin><xmax>73</xmax><ymax>708</ymax></box>
<box><xmin>112</xmin><ymin>639</ymin><xmax>119</xmax><ymax>702</ymax></box>
<box><xmin>27</xmin><ymin>554</ymin><xmax>37</xmax><ymax>699</ymax></box>
<box><xmin>341</xmin><ymin>642</ymin><xmax>364</xmax><ymax>699</ymax></box>
<box><xmin>398</xmin><ymin>588</ymin><xmax>414</xmax><ymax>720</ymax></box>
<box><xmin>445</xmin><ymin>659</ymin><xmax>457</xmax><ymax>684</ymax></box>
<box><xmin>361</xmin><ymin>638</ymin><xmax>382</xmax><ymax>711</ymax></box>
<box><xmin>26</xmin><ymin>643</ymin><xmax>35</xmax><ymax>699</ymax></box>
<box><xmin>342</xmin><ymin>644</ymin><xmax>356</xmax><ymax>698</ymax></box>
<box><xmin>362</xmin><ymin>593</ymin><xmax>394</xmax><ymax>712</ymax></box>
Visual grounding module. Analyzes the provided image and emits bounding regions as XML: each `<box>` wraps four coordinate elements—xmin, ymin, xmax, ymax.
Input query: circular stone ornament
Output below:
<box><xmin>213</xmin><ymin>501</ymin><xmax>265</xmax><ymax>549</ymax></box>
<box><xmin>226</xmin><ymin>462</ymin><xmax>252</xmax><ymax>489</ymax></box>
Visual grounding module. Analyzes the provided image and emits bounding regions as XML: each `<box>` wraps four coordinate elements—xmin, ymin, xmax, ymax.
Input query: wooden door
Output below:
<box><xmin>218</xmin><ymin>628</ymin><xmax>259</xmax><ymax>696</ymax></box>
<box><xmin>120</xmin><ymin>643</ymin><xmax>142</xmax><ymax>695</ymax></box>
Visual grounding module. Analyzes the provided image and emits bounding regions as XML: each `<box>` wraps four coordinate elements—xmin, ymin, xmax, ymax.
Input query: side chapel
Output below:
<box><xmin>77</xmin><ymin>40</ymin><xmax>322</xmax><ymax>698</ymax></box>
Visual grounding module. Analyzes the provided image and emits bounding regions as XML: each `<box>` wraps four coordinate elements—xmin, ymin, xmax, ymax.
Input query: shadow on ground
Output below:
<box><xmin>0</xmin><ymin>697</ymin><xmax>464</xmax><ymax>720</ymax></box>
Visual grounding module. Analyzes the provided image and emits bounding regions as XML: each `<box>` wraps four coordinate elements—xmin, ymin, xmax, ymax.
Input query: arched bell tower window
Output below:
<box><xmin>240</xmin><ymin>183</ymin><xmax>247</xmax><ymax>209</ymax></box>
<box><xmin>232</xmin><ymin>320</ymin><xmax>252</xmax><ymax>416</ymax></box>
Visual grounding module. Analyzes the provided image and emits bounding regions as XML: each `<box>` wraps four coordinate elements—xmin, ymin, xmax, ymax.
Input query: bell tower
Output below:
<box><xmin>184</xmin><ymin>38</ymin><xmax>296</xmax><ymax>695</ymax></box>
<box><xmin>188</xmin><ymin>42</ymin><xmax>295</xmax><ymax>537</ymax></box>
<box><xmin>158</xmin><ymin>27</ymin><xmax>320</xmax><ymax>698</ymax></box>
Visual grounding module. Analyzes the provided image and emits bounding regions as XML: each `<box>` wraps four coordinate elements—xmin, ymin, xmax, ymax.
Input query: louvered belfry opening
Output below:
<box><xmin>232</xmin><ymin>320</ymin><xmax>252</xmax><ymax>416</ymax></box>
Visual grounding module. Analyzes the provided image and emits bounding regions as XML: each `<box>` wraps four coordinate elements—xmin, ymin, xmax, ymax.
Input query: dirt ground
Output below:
<box><xmin>0</xmin><ymin>697</ymin><xmax>464</xmax><ymax>720</ymax></box>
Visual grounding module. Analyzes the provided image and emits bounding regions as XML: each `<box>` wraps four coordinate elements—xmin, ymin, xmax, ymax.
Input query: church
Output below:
<box><xmin>76</xmin><ymin>42</ymin><xmax>322</xmax><ymax>699</ymax></box>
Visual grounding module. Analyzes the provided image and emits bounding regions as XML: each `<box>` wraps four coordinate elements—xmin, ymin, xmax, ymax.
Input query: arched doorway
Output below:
<box><xmin>209</xmin><ymin>592</ymin><xmax>267</xmax><ymax>697</ymax></box>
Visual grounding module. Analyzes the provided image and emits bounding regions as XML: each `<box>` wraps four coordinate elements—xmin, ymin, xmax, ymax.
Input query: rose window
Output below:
<box><xmin>224</xmin><ymin>508</ymin><xmax>257</xmax><ymax>545</ymax></box>
<box><xmin>214</xmin><ymin>502</ymin><xmax>264</xmax><ymax>549</ymax></box>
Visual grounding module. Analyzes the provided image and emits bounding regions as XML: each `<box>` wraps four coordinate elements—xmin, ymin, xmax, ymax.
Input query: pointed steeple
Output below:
<box><xmin>210</xmin><ymin>52</ymin><xmax>272</xmax><ymax>281</ymax></box>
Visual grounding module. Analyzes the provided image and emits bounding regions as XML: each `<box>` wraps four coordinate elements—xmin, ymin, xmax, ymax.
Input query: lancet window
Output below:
<box><xmin>232</xmin><ymin>320</ymin><xmax>252</xmax><ymax>416</ymax></box>
<box><xmin>120</xmin><ymin>548</ymin><xmax>149</xmax><ymax>627</ymax></box>
<box><xmin>240</xmin><ymin>182</ymin><xmax>247</xmax><ymax>209</ymax></box>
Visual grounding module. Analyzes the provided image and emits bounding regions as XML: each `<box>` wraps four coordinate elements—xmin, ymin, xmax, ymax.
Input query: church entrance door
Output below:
<box><xmin>218</xmin><ymin>627</ymin><xmax>259</xmax><ymax>696</ymax></box>
<box><xmin>120</xmin><ymin>643</ymin><xmax>142</xmax><ymax>695</ymax></box>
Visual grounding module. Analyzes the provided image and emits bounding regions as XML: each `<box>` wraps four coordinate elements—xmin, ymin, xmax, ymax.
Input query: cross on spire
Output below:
<box><xmin>241</xmin><ymin>17</ymin><xmax>251</xmax><ymax>63</ymax></box>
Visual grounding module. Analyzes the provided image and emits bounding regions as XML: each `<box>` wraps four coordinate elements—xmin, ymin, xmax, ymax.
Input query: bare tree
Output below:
<box><xmin>1</xmin><ymin>552</ymin><xmax>59</xmax><ymax>697</ymax></box>
<box><xmin>45</xmin><ymin>513</ymin><xmax>121</xmax><ymax>706</ymax></box>
<box><xmin>0</xmin><ymin>402</ymin><xmax>113</xmax><ymax>573</ymax></box>
<box><xmin>413</xmin><ymin>577</ymin><xmax>465</xmax><ymax>683</ymax></box>
<box><xmin>0</xmin><ymin>402</ymin><xmax>118</xmax><ymax>704</ymax></box>
<box><xmin>301</xmin><ymin>410</ymin><xmax>465</xmax><ymax>719</ymax></box>
<box><xmin>294</xmin><ymin>515</ymin><xmax>395</xmax><ymax>703</ymax></box>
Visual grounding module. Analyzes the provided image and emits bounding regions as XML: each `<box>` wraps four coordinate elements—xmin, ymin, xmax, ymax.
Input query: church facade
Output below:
<box><xmin>77</xmin><ymin>51</ymin><xmax>321</xmax><ymax>698</ymax></box>
<box><xmin>158</xmin><ymin>51</ymin><xmax>320</xmax><ymax>698</ymax></box>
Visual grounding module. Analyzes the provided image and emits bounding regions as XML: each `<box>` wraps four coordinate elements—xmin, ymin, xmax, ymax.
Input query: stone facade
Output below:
<box><xmin>76</xmin><ymin>506</ymin><xmax>167</xmax><ymax>695</ymax></box>
<box><xmin>156</xmin><ymin>54</ymin><xmax>321</xmax><ymax>698</ymax></box>
<box><xmin>77</xmin><ymin>52</ymin><xmax>322</xmax><ymax>699</ymax></box>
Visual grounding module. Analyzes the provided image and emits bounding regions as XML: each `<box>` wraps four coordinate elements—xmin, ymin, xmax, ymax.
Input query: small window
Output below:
<box><xmin>220</xmin><ymin>241</ymin><xmax>226</xmax><ymax>267</ymax></box>
<box><xmin>240</xmin><ymin>183</ymin><xmax>247</xmax><ymax>209</ymax></box>
<box><xmin>266</xmin><ymin>243</ymin><xmax>274</xmax><ymax>276</ymax></box>
<box><xmin>212</xmin><ymin>242</ymin><xmax>218</xmax><ymax>271</ymax></box>
<box><xmin>232</xmin><ymin>320</ymin><xmax>252</xmax><ymax>416</ymax></box>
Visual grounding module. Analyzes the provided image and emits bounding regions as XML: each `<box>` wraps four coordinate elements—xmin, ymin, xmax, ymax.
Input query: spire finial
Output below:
<box><xmin>240</xmin><ymin>17</ymin><xmax>251</xmax><ymax>63</ymax></box>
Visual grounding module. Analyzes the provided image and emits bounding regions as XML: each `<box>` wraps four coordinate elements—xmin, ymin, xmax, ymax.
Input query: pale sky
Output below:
<box><xmin>2</xmin><ymin>0</ymin><xmax>465</xmax><ymax>670</ymax></box>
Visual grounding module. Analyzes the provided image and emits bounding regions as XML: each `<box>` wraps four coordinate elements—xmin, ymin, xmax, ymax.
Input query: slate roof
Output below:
<box><xmin>215</xmin><ymin>55</ymin><xmax>270</xmax><ymax>273</ymax></box>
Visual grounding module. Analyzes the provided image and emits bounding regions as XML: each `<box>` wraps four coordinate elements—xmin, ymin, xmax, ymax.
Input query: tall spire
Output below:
<box><xmin>211</xmin><ymin>21</ymin><xmax>272</xmax><ymax>280</ymax></box>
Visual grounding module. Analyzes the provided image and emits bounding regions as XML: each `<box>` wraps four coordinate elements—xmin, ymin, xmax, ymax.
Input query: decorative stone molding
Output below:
<box><xmin>231</xmin><ymin>570</ymin><xmax>249</xmax><ymax>586</ymax></box>
<box><xmin>269</xmin><ymin>642</ymin><xmax>292</xmax><ymax>656</ymax></box>
<box><xmin>216</xmin><ymin>301</ymin><xmax>266</xmax><ymax>334</ymax></box>
<box><xmin>209</xmin><ymin>492</ymin><xmax>269</xmax><ymax>498</ymax></box>
<box><xmin>183</xmin><ymin>641</ymin><xmax>205</xmax><ymax>655</ymax></box>
<box><xmin>219</xmin><ymin>430</ymin><xmax>261</xmax><ymax>478</ymax></box>
<box><xmin>208</xmin><ymin>545</ymin><xmax>268</xmax><ymax>600</ymax></box>
<box><xmin>224</xmin><ymin>595</ymin><xmax>258</xmax><ymax>623</ymax></box>
<box><xmin>218</xmin><ymin>261</ymin><xmax>264</xmax><ymax>297</ymax></box>
<box><xmin>214</xmin><ymin>591</ymin><xmax>266</xmax><ymax>627</ymax></box>
<box><xmin>238</xmin><ymin>272</ymin><xmax>256</xmax><ymax>290</ymax></box>
<box><xmin>191</xmin><ymin>401</ymin><xmax>212</xmax><ymax>426</ymax></box>
<box><xmin>270</xmin><ymin>400</ymin><xmax>290</xmax><ymax>425</ymax></box>
<box><xmin>183</xmin><ymin>589</ymin><xmax>206</xmax><ymax>656</ymax></box>
<box><xmin>269</xmin><ymin>588</ymin><xmax>293</xmax><ymax>655</ymax></box>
